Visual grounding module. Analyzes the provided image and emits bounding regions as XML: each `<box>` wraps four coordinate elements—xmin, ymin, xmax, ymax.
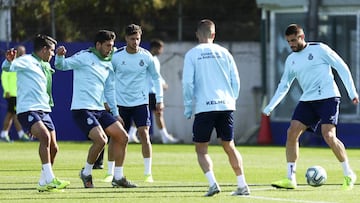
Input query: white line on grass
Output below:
<box><xmin>241</xmin><ymin>195</ymin><xmax>337</xmax><ymax>203</ymax></box>
<box><xmin>236</xmin><ymin>187</ymin><xmax>337</xmax><ymax>203</ymax></box>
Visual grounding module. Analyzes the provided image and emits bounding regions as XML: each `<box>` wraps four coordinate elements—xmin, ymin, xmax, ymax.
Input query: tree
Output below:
<box><xmin>9</xmin><ymin>0</ymin><xmax>260</xmax><ymax>42</ymax></box>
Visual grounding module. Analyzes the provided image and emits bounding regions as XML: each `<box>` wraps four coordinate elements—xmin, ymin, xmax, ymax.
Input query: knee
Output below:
<box><xmin>222</xmin><ymin>142</ymin><xmax>235</xmax><ymax>153</ymax></box>
<box><xmin>138</xmin><ymin>128</ymin><xmax>149</xmax><ymax>136</ymax></box>
<box><xmin>100</xmin><ymin>138</ymin><xmax>107</xmax><ymax>147</ymax></box>
<box><xmin>322</xmin><ymin>132</ymin><xmax>336</xmax><ymax>144</ymax></box>
<box><xmin>286</xmin><ymin>128</ymin><xmax>300</xmax><ymax>143</ymax></box>
<box><xmin>195</xmin><ymin>144</ymin><xmax>208</xmax><ymax>155</ymax></box>
<box><xmin>93</xmin><ymin>136</ymin><xmax>107</xmax><ymax>147</ymax></box>
<box><xmin>38</xmin><ymin>133</ymin><xmax>51</xmax><ymax>145</ymax></box>
<box><xmin>117</xmin><ymin>133</ymin><xmax>128</xmax><ymax>145</ymax></box>
<box><xmin>137</xmin><ymin>128</ymin><xmax>150</xmax><ymax>141</ymax></box>
<box><xmin>110</xmin><ymin>130</ymin><xmax>128</xmax><ymax>144</ymax></box>
<box><xmin>156</xmin><ymin>111</ymin><xmax>163</xmax><ymax>117</ymax></box>
<box><xmin>123</xmin><ymin>133</ymin><xmax>129</xmax><ymax>143</ymax></box>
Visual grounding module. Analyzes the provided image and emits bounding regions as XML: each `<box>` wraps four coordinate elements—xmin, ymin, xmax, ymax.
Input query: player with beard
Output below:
<box><xmin>263</xmin><ymin>24</ymin><xmax>358</xmax><ymax>190</ymax></box>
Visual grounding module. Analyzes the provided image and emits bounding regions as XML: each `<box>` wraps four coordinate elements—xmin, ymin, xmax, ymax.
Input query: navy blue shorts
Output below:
<box><xmin>6</xmin><ymin>97</ymin><xmax>16</xmax><ymax>113</ymax></box>
<box><xmin>72</xmin><ymin>109</ymin><xmax>117</xmax><ymax>136</ymax></box>
<box><xmin>149</xmin><ymin>93</ymin><xmax>156</xmax><ymax>111</ymax></box>
<box><xmin>118</xmin><ymin>104</ymin><xmax>151</xmax><ymax>131</ymax></box>
<box><xmin>193</xmin><ymin>111</ymin><xmax>234</xmax><ymax>143</ymax></box>
<box><xmin>148</xmin><ymin>93</ymin><xmax>157</xmax><ymax>135</ymax></box>
<box><xmin>292</xmin><ymin>97</ymin><xmax>340</xmax><ymax>131</ymax></box>
<box><xmin>17</xmin><ymin>111</ymin><xmax>55</xmax><ymax>133</ymax></box>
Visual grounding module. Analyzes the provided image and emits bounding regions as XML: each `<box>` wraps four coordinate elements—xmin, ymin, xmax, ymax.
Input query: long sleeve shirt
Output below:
<box><xmin>148</xmin><ymin>55</ymin><xmax>166</xmax><ymax>94</ymax></box>
<box><xmin>54</xmin><ymin>49</ymin><xmax>118</xmax><ymax>117</ymax></box>
<box><xmin>263</xmin><ymin>42</ymin><xmax>358</xmax><ymax>115</ymax></box>
<box><xmin>182</xmin><ymin>43</ymin><xmax>240</xmax><ymax>115</ymax></box>
<box><xmin>2</xmin><ymin>54</ymin><xmax>52</xmax><ymax>113</ymax></box>
<box><xmin>1</xmin><ymin>60</ymin><xmax>17</xmax><ymax>97</ymax></box>
<box><xmin>112</xmin><ymin>47</ymin><xmax>163</xmax><ymax>107</ymax></box>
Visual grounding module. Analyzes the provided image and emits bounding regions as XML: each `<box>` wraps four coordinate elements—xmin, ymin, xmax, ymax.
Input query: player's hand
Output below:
<box><xmin>184</xmin><ymin>106</ymin><xmax>192</xmax><ymax>119</ymax></box>
<box><xmin>104</xmin><ymin>102</ymin><xmax>110</xmax><ymax>112</ymax></box>
<box><xmin>262</xmin><ymin>107</ymin><xmax>272</xmax><ymax>116</ymax></box>
<box><xmin>156</xmin><ymin>102</ymin><xmax>164</xmax><ymax>113</ymax></box>
<box><xmin>56</xmin><ymin>46</ymin><xmax>67</xmax><ymax>56</ymax></box>
<box><xmin>115</xmin><ymin>115</ymin><xmax>125</xmax><ymax>126</ymax></box>
<box><xmin>352</xmin><ymin>97</ymin><xmax>359</xmax><ymax>105</ymax></box>
<box><xmin>4</xmin><ymin>92</ymin><xmax>10</xmax><ymax>98</ymax></box>
<box><xmin>162</xmin><ymin>83</ymin><xmax>169</xmax><ymax>91</ymax></box>
<box><xmin>5</xmin><ymin>48</ymin><xmax>17</xmax><ymax>62</ymax></box>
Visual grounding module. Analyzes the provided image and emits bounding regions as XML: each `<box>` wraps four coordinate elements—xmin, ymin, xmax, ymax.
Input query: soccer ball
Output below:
<box><xmin>305</xmin><ymin>166</ymin><xmax>327</xmax><ymax>187</ymax></box>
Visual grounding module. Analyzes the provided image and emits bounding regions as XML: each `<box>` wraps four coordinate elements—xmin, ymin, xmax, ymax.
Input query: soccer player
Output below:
<box><xmin>2</xmin><ymin>35</ymin><xmax>70</xmax><ymax>192</ymax></box>
<box><xmin>111</xmin><ymin>24</ymin><xmax>163</xmax><ymax>183</ymax></box>
<box><xmin>128</xmin><ymin>39</ymin><xmax>180</xmax><ymax>144</ymax></box>
<box><xmin>263</xmin><ymin>24</ymin><xmax>358</xmax><ymax>190</ymax></box>
<box><xmin>182</xmin><ymin>19</ymin><xmax>250</xmax><ymax>196</ymax></box>
<box><xmin>149</xmin><ymin>39</ymin><xmax>180</xmax><ymax>144</ymax></box>
<box><xmin>1</xmin><ymin>45</ymin><xmax>30</xmax><ymax>142</ymax></box>
<box><xmin>55</xmin><ymin>30</ymin><xmax>136</xmax><ymax>189</ymax></box>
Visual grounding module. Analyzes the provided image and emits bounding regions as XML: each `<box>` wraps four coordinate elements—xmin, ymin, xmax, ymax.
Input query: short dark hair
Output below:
<box><xmin>34</xmin><ymin>34</ymin><xmax>57</xmax><ymax>52</ymax></box>
<box><xmin>196</xmin><ymin>19</ymin><xmax>215</xmax><ymax>38</ymax></box>
<box><xmin>285</xmin><ymin>24</ymin><xmax>304</xmax><ymax>36</ymax></box>
<box><xmin>125</xmin><ymin>24</ymin><xmax>142</xmax><ymax>36</ymax></box>
<box><xmin>150</xmin><ymin>39</ymin><xmax>163</xmax><ymax>49</ymax></box>
<box><xmin>94</xmin><ymin>30</ymin><xmax>116</xmax><ymax>45</ymax></box>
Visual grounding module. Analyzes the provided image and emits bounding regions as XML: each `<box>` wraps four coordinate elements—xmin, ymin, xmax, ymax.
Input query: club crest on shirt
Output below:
<box><xmin>87</xmin><ymin>117</ymin><xmax>94</xmax><ymax>125</ymax></box>
<box><xmin>139</xmin><ymin>60</ymin><xmax>144</xmax><ymax>66</ymax></box>
<box><xmin>28</xmin><ymin>115</ymin><xmax>34</xmax><ymax>122</ymax></box>
<box><xmin>121</xmin><ymin>61</ymin><xmax>126</xmax><ymax>65</ymax></box>
<box><xmin>330</xmin><ymin>115</ymin><xmax>336</xmax><ymax>122</ymax></box>
<box><xmin>308</xmin><ymin>53</ymin><xmax>313</xmax><ymax>60</ymax></box>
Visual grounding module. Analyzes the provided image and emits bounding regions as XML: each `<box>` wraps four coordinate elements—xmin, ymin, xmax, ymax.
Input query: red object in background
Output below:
<box><xmin>257</xmin><ymin>114</ymin><xmax>272</xmax><ymax>145</ymax></box>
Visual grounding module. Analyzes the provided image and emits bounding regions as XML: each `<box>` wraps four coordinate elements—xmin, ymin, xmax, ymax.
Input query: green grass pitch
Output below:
<box><xmin>0</xmin><ymin>141</ymin><xmax>359</xmax><ymax>203</ymax></box>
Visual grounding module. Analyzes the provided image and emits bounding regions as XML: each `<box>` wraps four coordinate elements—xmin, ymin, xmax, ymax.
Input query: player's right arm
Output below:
<box><xmin>182</xmin><ymin>51</ymin><xmax>195</xmax><ymax>119</ymax></box>
<box><xmin>263</xmin><ymin>59</ymin><xmax>295</xmax><ymax>116</ymax></box>
<box><xmin>228</xmin><ymin>52</ymin><xmax>240</xmax><ymax>99</ymax></box>
<box><xmin>55</xmin><ymin>46</ymin><xmax>80</xmax><ymax>71</ymax></box>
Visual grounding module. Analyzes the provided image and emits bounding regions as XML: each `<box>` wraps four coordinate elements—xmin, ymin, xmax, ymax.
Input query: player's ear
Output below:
<box><xmin>299</xmin><ymin>33</ymin><xmax>305</xmax><ymax>40</ymax></box>
<box><xmin>95</xmin><ymin>42</ymin><xmax>101</xmax><ymax>49</ymax></box>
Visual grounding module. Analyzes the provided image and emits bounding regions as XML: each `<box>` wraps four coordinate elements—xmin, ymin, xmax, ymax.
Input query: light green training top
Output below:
<box><xmin>1</xmin><ymin>68</ymin><xmax>17</xmax><ymax>98</ymax></box>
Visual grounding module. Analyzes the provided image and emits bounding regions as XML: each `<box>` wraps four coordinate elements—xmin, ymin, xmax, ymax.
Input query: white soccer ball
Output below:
<box><xmin>305</xmin><ymin>166</ymin><xmax>327</xmax><ymax>187</ymax></box>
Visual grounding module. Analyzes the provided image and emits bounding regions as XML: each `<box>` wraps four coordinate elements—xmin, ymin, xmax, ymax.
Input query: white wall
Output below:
<box><xmin>151</xmin><ymin>42</ymin><xmax>262</xmax><ymax>144</ymax></box>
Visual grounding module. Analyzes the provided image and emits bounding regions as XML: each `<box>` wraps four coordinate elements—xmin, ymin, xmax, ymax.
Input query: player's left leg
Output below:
<box><xmin>217</xmin><ymin>111</ymin><xmax>249</xmax><ymax>195</ymax></box>
<box><xmin>193</xmin><ymin>112</ymin><xmax>221</xmax><ymax>196</ymax></box>
<box><xmin>137</xmin><ymin>125</ymin><xmax>153</xmax><ymax>182</ymax></box>
<box><xmin>319</xmin><ymin>97</ymin><xmax>356</xmax><ymax>190</ymax></box>
<box><xmin>154</xmin><ymin>110</ymin><xmax>180</xmax><ymax>144</ymax></box>
<box><xmin>21</xmin><ymin>111</ymin><xmax>69</xmax><ymax>191</ymax></box>
<box><xmin>195</xmin><ymin>141</ymin><xmax>220</xmax><ymax>196</ymax></box>
<box><xmin>222</xmin><ymin>140</ymin><xmax>250</xmax><ymax>195</ymax></box>
<box><xmin>105</xmin><ymin>120</ymin><xmax>137</xmax><ymax>188</ymax></box>
<box><xmin>132</xmin><ymin>104</ymin><xmax>153</xmax><ymax>182</ymax></box>
<box><xmin>321</xmin><ymin>124</ymin><xmax>356</xmax><ymax>190</ymax></box>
